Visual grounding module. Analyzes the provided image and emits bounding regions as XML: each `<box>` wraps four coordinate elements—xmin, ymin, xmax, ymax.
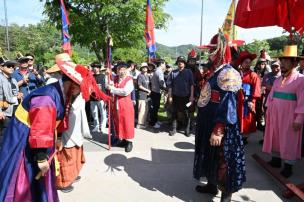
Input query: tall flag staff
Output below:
<box><xmin>144</xmin><ymin>0</ymin><xmax>157</xmax><ymax>62</ymax></box>
<box><xmin>60</xmin><ymin>0</ymin><xmax>72</xmax><ymax>55</ymax></box>
<box><xmin>198</xmin><ymin>0</ymin><xmax>204</xmax><ymax>68</ymax></box>
<box><xmin>106</xmin><ymin>30</ymin><xmax>113</xmax><ymax>150</ymax></box>
<box><xmin>222</xmin><ymin>0</ymin><xmax>245</xmax><ymax>48</ymax></box>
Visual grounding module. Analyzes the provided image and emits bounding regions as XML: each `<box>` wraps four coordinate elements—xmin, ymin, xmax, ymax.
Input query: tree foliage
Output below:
<box><xmin>42</xmin><ymin>0</ymin><xmax>170</xmax><ymax>61</ymax></box>
<box><xmin>0</xmin><ymin>22</ymin><xmax>97</xmax><ymax>67</ymax></box>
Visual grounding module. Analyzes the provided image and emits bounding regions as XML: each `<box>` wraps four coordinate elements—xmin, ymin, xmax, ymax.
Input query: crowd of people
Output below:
<box><xmin>0</xmin><ymin>29</ymin><xmax>304</xmax><ymax>202</ymax></box>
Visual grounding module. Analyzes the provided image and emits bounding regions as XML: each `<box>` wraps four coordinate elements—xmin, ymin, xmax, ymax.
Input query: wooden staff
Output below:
<box><xmin>252</xmin><ymin>154</ymin><xmax>304</xmax><ymax>201</ymax></box>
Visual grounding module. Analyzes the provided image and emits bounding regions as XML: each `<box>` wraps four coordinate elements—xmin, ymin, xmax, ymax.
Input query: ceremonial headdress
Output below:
<box><xmin>278</xmin><ymin>45</ymin><xmax>299</xmax><ymax>59</ymax></box>
<box><xmin>187</xmin><ymin>49</ymin><xmax>198</xmax><ymax>61</ymax></box>
<box><xmin>55</xmin><ymin>53</ymin><xmax>110</xmax><ymax>102</ymax></box>
<box><xmin>207</xmin><ymin>30</ymin><xmax>232</xmax><ymax>66</ymax></box>
<box><xmin>236</xmin><ymin>50</ymin><xmax>257</xmax><ymax>66</ymax></box>
<box><xmin>258</xmin><ymin>49</ymin><xmax>271</xmax><ymax>62</ymax></box>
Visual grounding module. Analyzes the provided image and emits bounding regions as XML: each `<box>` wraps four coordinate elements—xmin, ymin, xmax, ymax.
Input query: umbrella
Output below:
<box><xmin>234</xmin><ymin>0</ymin><xmax>304</xmax><ymax>34</ymax></box>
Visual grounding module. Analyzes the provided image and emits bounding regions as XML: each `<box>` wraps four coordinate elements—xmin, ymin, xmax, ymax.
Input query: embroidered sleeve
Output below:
<box><xmin>217</xmin><ymin>67</ymin><xmax>242</xmax><ymax>92</ymax></box>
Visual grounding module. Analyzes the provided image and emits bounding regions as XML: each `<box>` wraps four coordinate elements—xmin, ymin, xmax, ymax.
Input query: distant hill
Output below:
<box><xmin>156</xmin><ymin>43</ymin><xmax>197</xmax><ymax>60</ymax></box>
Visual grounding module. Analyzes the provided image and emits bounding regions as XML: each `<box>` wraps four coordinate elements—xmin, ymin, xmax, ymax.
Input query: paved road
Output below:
<box><xmin>57</xmin><ymin>126</ymin><xmax>303</xmax><ymax>202</ymax></box>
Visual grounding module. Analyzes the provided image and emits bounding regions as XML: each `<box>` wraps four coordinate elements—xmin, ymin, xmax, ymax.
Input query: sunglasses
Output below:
<box><xmin>6</xmin><ymin>66</ymin><xmax>15</xmax><ymax>69</ymax></box>
<box><xmin>28</xmin><ymin>59</ymin><xmax>34</xmax><ymax>61</ymax></box>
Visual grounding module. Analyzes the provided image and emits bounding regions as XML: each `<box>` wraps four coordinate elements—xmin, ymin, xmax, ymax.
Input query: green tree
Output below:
<box><xmin>240</xmin><ymin>39</ymin><xmax>270</xmax><ymax>56</ymax></box>
<box><xmin>42</xmin><ymin>0</ymin><xmax>170</xmax><ymax>61</ymax></box>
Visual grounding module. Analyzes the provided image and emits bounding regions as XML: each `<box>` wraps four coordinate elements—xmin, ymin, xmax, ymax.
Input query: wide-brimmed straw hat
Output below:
<box><xmin>55</xmin><ymin>53</ymin><xmax>110</xmax><ymax>102</ymax></box>
<box><xmin>46</xmin><ymin>64</ymin><xmax>61</xmax><ymax>74</ymax></box>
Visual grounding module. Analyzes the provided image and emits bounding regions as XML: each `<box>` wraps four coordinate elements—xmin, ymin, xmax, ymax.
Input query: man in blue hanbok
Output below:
<box><xmin>193</xmin><ymin>31</ymin><xmax>246</xmax><ymax>202</ymax></box>
<box><xmin>0</xmin><ymin>53</ymin><xmax>109</xmax><ymax>201</ymax></box>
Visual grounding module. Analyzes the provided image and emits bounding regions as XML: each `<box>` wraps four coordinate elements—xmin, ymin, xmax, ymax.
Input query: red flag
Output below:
<box><xmin>60</xmin><ymin>0</ymin><xmax>72</xmax><ymax>55</ymax></box>
<box><xmin>234</xmin><ymin>0</ymin><xmax>304</xmax><ymax>34</ymax></box>
<box><xmin>145</xmin><ymin>0</ymin><xmax>157</xmax><ymax>59</ymax></box>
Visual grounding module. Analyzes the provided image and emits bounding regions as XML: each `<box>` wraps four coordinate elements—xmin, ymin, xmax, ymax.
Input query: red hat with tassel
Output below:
<box><xmin>55</xmin><ymin>53</ymin><xmax>110</xmax><ymax>102</ymax></box>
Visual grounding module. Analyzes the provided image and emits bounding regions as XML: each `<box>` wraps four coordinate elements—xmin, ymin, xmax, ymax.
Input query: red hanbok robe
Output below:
<box><xmin>238</xmin><ymin>70</ymin><xmax>261</xmax><ymax>134</ymax></box>
<box><xmin>111</xmin><ymin>76</ymin><xmax>135</xmax><ymax>140</ymax></box>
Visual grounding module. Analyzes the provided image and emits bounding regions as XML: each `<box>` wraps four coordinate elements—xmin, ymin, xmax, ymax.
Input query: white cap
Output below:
<box><xmin>271</xmin><ymin>61</ymin><xmax>280</xmax><ymax>66</ymax></box>
<box><xmin>141</xmin><ymin>62</ymin><xmax>148</xmax><ymax>67</ymax></box>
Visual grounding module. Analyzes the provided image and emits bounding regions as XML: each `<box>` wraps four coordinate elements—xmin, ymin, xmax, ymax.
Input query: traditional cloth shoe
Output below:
<box><xmin>59</xmin><ymin>185</ymin><xmax>74</xmax><ymax>193</ymax></box>
<box><xmin>74</xmin><ymin>176</ymin><xmax>81</xmax><ymax>183</ymax></box>
<box><xmin>267</xmin><ymin>157</ymin><xmax>281</xmax><ymax>168</ymax></box>
<box><xmin>280</xmin><ymin>163</ymin><xmax>293</xmax><ymax>178</ymax></box>
<box><xmin>116</xmin><ymin>139</ymin><xmax>127</xmax><ymax>148</ymax></box>
<box><xmin>195</xmin><ymin>184</ymin><xmax>218</xmax><ymax>195</ymax></box>
<box><xmin>220</xmin><ymin>192</ymin><xmax>232</xmax><ymax>202</ymax></box>
<box><xmin>125</xmin><ymin>141</ymin><xmax>133</xmax><ymax>153</ymax></box>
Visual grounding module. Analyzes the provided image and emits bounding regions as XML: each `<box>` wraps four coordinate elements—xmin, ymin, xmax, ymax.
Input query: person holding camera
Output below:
<box><xmin>0</xmin><ymin>60</ymin><xmax>23</xmax><ymax>135</ymax></box>
<box><xmin>12</xmin><ymin>55</ymin><xmax>44</xmax><ymax>97</ymax></box>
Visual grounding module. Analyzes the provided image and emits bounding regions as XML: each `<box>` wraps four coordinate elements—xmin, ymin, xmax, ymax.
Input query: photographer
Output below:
<box><xmin>0</xmin><ymin>60</ymin><xmax>23</xmax><ymax>135</ymax></box>
<box><xmin>12</xmin><ymin>55</ymin><xmax>44</xmax><ymax>97</ymax></box>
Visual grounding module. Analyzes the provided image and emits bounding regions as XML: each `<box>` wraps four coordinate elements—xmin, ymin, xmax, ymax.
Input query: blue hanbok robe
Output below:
<box><xmin>194</xmin><ymin>64</ymin><xmax>246</xmax><ymax>193</ymax></box>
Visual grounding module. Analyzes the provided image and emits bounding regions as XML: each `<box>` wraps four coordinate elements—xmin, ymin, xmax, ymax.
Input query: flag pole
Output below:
<box><xmin>3</xmin><ymin>0</ymin><xmax>10</xmax><ymax>52</ymax></box>
<box><xmin>198</xmin><ymin>0</ymin><xmax>204</xmax><ymax>68</ymax></box>
<box><xmin>106</xmin><ymin>27</ymin><xmax>112</xmax><ymax>150</ymax></box>
<box><xmin>232</xmin><ymin>0</ymin><xmax>236</xmax><ymax>41</ymax></box>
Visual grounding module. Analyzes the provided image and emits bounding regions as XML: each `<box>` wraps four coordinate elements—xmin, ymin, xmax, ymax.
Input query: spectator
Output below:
<box><xmin>298</xmin><ymin>49</ymin><xmax>304</xmax><ymax>74</ymax></box>
<box><xmin>164</xmin><ymin>64</ymin><xmax>173</xmax><ymax>122</ymax></box>
<box><xmin>167</xmin><ymin>56</ymin><xmax>194</xmax><ymax>137</ymax></box>
<box><xmin>149</xmin><ymin>59</ymin><xmax>166</xmax><ymax>129</ymax></box>
<box><xmin>90</xmin><ymin>62</ymin><xmax>107</xmax><ymax>133</ymax></box>
<box><xmin>259</xmin><ymin>60</ymin><xmax>281</xmax><ymax>144</ymax></box>
<box><xmin>12</xmin><ymin>56</ymin><xmax>44</xmax><ymax>97</ymax></box>
<box><xmin>136</xmin><ymin>63</ymin><xmax>151</xmax><ymax>129</ymax></box>
<box><xmin>0</xmin><ymin>60</ymin><xmax>22</xmax><ymax>135</ymax></box>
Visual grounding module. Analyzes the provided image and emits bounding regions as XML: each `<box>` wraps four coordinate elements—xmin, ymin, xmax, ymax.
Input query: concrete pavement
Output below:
<box><xmin>58</xmin><ymin>127</ymin><xmax>303</xmax><ymax>202</ymax></box>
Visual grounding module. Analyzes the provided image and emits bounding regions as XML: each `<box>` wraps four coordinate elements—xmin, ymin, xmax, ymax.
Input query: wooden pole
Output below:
<box><xmin>252</xmin><ymin>154</ymin><xmax>304</xmax><ymax>201</ymax></box>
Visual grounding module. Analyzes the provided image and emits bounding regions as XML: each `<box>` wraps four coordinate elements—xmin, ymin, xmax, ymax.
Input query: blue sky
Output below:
<box><xmin>0</xmin><ymin>0</ymin><xmax>284</xmax><ymax>46</ymax></box>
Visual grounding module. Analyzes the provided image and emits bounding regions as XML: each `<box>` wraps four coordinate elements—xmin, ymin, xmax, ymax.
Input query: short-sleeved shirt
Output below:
<box><xmin>167</xmin><ymin>68</ymin><xmax>194</xmax><ymax>97</ymax></box>
<box><xmin>137</xmin><ymin>73</ymin><xmax>150</xmax><ymax>100</ymax></box>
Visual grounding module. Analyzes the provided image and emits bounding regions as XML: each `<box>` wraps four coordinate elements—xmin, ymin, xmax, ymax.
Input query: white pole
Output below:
<box><xmin>199</xmin><ymin>0</ymin><xmax>204</xmax><ymax>46</ymax></box>
<box><xmin>198</xmin><ymin>0</ymin><xmax>203</xmax><ymax>67</ymax></box>
<box><xmin>3</xmin><ymin>0</ymin><xmax>10</xmax><ymax>52</ymax></box>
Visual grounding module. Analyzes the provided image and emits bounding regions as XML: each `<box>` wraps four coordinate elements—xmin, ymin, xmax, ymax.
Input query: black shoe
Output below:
<box><xmin>195</xmin><ymin>184</ymin><xmax>218</xmax><ymax>195</ymax></box>
<box><xmin>59</xmin><ymin>185</ymin><xmax>74</xmax><ymax>193</ymax></box>
<box><xmin>125</xmin><ymin>141</ymin><xmax>133</xmax><ymax>153</ymax></box>
<box><xmin>242</xmin><ymin>137</ymin><xmax>248</xmax><ymax>145</ymax></box>
<box><xmin>74</xmin><ymin>176</ymin><xmax>81</xmax><ymax>183</ymax></box>
<box><xmin>258</xmin><ymin>139</ymin><xmax>264</xmax><ymax>145</ymax></box>
<box><xmin>220</xmin><ymin>192</ymin><xmax>232</xmax><ymax>202</ymax></box>
<box><xmin>116</xmin><ymin>139</ymin><xmax>127</xmax><ymax>148</ymax></box>
<box><xmin>280</xmin><ymin>163</ymin><xmax>293</xmax><ymax>178</ymax></box>
<box><xmin>184</xmin><ymin>129</ymin><xmax>191</xmax><ymax>137</ymax></box>
<box><xmin>169</xmin><ymin>130</ymin><xmax>176</xmax><ymax>136</ymax></box>
<box><xmin>267</xmin><ymin>157</ymin><xmax>282</xmax><ymax>168</ymax></box>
